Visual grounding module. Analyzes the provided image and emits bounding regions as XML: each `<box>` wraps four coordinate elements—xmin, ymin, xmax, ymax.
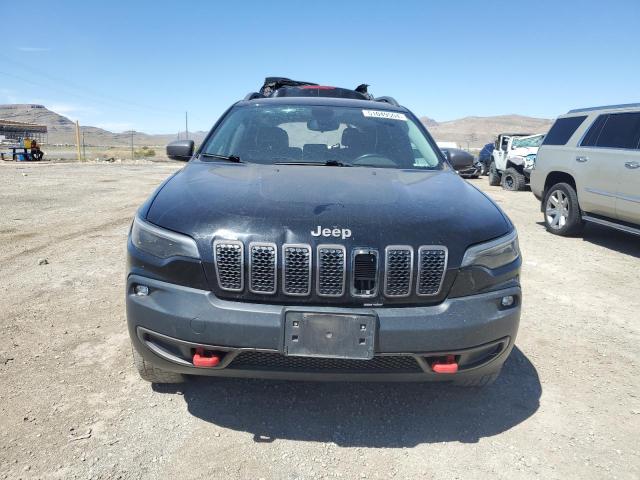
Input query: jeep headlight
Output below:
<box><xmin>524</xmin><ymin>154</ymin><xmax>536</xmax><ymax>170</ymax></box>
<box><xmin>130</xmin><ymin>216</ymin><xmax>200</xmax><ymax>259</ymax></box>
<box><xmin>461</xmin><ymin>230</ymin><xmax>520</xmax><ymax>269</ymax></box>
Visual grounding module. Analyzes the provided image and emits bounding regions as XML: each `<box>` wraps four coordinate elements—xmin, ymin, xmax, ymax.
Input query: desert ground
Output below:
<box><xmin>0</xmin><ymin>161</ymin><xmax>638</xmax><ymax>479</ymax></box>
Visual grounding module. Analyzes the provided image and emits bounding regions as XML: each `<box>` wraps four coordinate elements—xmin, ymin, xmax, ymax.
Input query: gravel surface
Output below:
<box><xmin>1</xmin><ymin>162</ymin><xmax>638</xmax><ymax>479</ymax></box>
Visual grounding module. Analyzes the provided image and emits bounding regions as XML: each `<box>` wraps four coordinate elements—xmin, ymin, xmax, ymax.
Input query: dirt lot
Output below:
<box><xmin>1</xmin><ymin>161</ymin><xmax>638</xmax><ymax>480</ymax></box>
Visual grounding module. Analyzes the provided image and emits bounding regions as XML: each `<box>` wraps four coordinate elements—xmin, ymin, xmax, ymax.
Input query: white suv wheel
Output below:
<box><xmin>545</xmin><ymin>190</ymin><xmax>569</xmax><ymax>229</ymax></box>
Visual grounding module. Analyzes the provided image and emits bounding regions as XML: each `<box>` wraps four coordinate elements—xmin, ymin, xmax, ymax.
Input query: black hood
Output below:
<box><xmin>147</xmin><ymin>161</ymin><xmax>510</xmax><ymax>268</ymax></box>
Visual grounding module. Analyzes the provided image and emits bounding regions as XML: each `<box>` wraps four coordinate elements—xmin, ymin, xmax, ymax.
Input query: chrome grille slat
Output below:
<box><xmin>282</xmin><ymin>244</ymin><xmax>312</xmax><ymax>296</ymax></box>
<box><xmin>384</xmin><ymin>246</ymin><xmax>413</xmax><ymax>297</ymax></box>
<box><xmin>213</xmin><ymin>240</ymin><xmax>244</xmax><ymax>292</ymax></box>
<box><xmin>417</xmin><ymin>246</ymin><xmax>448</xmax><ymax>296</ymax></box>
<box><xmin>249</xmin><ymin>242</ymin><xmax>277</xmax><ymax>294</ymax></box>
<box><xmin>316</xmin><ymin>245</ymin><xmax>346</xmax><ymax>297</ymax></box>
<box><xmin>212</xmin><ymin>241</ymin><xmax>447</xmax><ymax>299</ymax></box>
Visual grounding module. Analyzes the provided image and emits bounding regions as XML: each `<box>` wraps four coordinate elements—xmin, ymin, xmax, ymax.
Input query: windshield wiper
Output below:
<box><xmin>199</xmin><ymin>152</ymin><xmax>242</xmax><ymax>163</ymax></box>
<box><xmin>274</xmin><ymin>160</ymin><xmax>351</xmax><ymax>167</ymax></box>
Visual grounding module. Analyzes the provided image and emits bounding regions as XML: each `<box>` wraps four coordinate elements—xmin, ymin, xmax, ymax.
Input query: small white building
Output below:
<box><xmin>436</xmin><ymin>141</ymin><xmax>459</xmax><ymax>149</ymax></box>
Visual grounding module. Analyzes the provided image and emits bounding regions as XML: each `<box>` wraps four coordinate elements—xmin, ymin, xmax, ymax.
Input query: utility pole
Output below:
<box><xmin>185</xmin><ymin>111</ymin><xmax>189</xmax><ymax>140</ymax></box>
<box><xmin>131</xmin><ymin>130</ymin><xmax>134</xmax><ymax>160</ymax></box>
<box><xmin>75</xmin><ymin>121</ymin><xmax>82</xmax><ymax>162</ymax></box>
<box><xmin>82</xmin><ymin>131</ymin><xmax>86</xmax><ymax>161</ymax></box>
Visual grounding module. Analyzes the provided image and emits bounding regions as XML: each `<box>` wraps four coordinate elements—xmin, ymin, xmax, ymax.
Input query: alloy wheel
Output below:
<box><xmin>546</xmin><ymin>190</ymin><xmax>570</xmax><ymax>229</ymax></box>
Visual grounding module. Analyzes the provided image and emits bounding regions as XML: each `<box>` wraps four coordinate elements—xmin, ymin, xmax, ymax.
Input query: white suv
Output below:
<box><xmin>531</xmin><ymin>104</ymin><xmax>640</xmax><ymax>236</ymax></box>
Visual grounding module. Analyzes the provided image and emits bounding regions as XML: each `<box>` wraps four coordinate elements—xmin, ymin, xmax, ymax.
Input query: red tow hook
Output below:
<box><xmin>192</xmin><ymin>348</ymin><xmax>221</xmax><ymax>368</ymax></box>
<box><xmin>432</xmin><ymin>355</ymin><xmax>459</xmax><ymax>374</ymax></box>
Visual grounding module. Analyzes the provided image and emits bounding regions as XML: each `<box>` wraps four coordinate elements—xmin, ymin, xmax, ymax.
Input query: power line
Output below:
<box><xmin>0</xmin><ymin>54</ymin><xmax>179</xmax><ymax>116</ymax></box>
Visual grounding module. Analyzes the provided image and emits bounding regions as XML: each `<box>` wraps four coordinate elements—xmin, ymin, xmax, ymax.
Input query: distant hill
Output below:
<box><xmin>0</xmin><ymin>104</ymin><xmax>207</xmax><ymax>146</ymax></box>
<box><xmin>0</xmin><ymin>104</ymin><xmax>551</xmax><ymax>150</ymax></box>
<box><xmin>421</xmin><ymin>114</ymin><xmax>553</xmax><ymax>149</ymax></box>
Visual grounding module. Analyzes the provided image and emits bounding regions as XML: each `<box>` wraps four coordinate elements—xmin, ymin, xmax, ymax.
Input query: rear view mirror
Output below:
<box><xmin>307</xmin><ymin>118</ymin><xmax>339</xmax><ymax>132</ymax></box>
<box><xmin>166</xmin><ymin>140</ymin><xmax>194</xmax><ymax>161</ymax></box>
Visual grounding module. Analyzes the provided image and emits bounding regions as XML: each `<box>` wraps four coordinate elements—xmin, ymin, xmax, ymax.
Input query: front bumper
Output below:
<box><xmin>523</xmin><ymin>167</ymin><xmax>533</xmax><ymax>180</ymax></box>
<box><xmin>457</xmin><ymin>163</ymin><xmax>482</xmax><ymax>178</ymax></box>
<box><xmin>127</xmin><ymin>274</ymin><xmax>521</xmax><ymax>381</ymax></box>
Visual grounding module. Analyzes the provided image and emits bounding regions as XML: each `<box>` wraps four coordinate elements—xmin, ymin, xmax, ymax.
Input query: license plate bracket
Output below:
<box><xmin>284</xmin><ymin>311</ymin><xmax>376</xmax><ymax>360</ymax></box>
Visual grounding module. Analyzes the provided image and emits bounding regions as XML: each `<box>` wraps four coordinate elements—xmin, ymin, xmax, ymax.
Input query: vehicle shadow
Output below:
<box><xmin>581</xmin><ymin>223</ymin><xmax>640</xmax><ymax>258</ymax></box>
<box><xmin>535</xmin><ymin>221</ymin><xmax>640</xmax><ymax>258</ymax></box>
<box><xmin>157</xmin><ymin>347</ymin><xmax>540</xmax><ymax>447</ymax></box>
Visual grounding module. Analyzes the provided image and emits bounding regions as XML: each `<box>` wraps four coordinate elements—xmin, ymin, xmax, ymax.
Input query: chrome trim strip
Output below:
<box><xmin>585</xmin><ymin>187</ymin><xmax>640</xmax><ymax>203</ymax></box>
<box><xmin>577</xmin><ymin>145</ymin><xmax>640</xmax><ymax>152</ymax></box>
<box><xmin>248</xmin><ymin>242</ymin><xmax>277</xmax><ymax>295</ymax></box>
<box><xmin>383</xmin><ymin>245</ymin><xmax>414</xmax><ymax>298</ymax></box>
<box><xmin>350</xmin><ymin>248</ymin><xmax>379</xmax><ymax>298</ymax></box>
<box><xmin>617</xmin><ymin>193</ymin><xmax>640</xmax><ymax>204</ymax></box>
<box><xmin>585</xmin><ymin>187</ymin><xmax>617</xmax><ymax>199</ymax></box>
<box><xmin>212</xmin><ymin>239</ymin><xmax>244</xmax><ymax>292</ymax></box>
<box><xmin>582</xmin><ymin>215</ymin><xmax>640</xmax><ymax>236</ymax></box>
<box><xmin>416</xmin><ymin>246</ymin><xmax>448</xmax><ymax>297</ymax></box>
<box><xmin>316</xmin><ymin>244</ymin><xmax>346</xmax><ymax>297</ymax></box>
<box><xmin>282</xmin><ymin>243</ymin><xmax>312</xmax><ymax>296</ymax></box>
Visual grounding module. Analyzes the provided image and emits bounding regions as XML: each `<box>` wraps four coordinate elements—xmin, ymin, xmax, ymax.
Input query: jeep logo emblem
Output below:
<box><xmin>311</xmin><ymin>225</ymin><xmax>352</xmax><ymax>240</ymax></box>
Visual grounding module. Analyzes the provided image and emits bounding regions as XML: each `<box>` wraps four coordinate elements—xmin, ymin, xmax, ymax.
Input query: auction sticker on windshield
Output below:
<box><xmin>362</xmin><ymin>110</ymin><xmax>407</xmax><ymax>121</ymax></box>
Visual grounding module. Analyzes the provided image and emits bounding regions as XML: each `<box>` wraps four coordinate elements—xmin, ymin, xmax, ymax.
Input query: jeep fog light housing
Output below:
<box><xmin>461</xmin><ymin>230</ymin><xmax>519</xmax><ymax>269</ymax></box>
<box><xmin>130</xmin><ymin>216</ymin><xmax>200</xmax><ymax>259</ymax></box>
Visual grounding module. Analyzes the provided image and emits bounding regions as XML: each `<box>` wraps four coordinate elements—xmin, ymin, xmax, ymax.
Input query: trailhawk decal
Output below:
<box><xmin>362</xmin><ymin>110</ymin><xmax>407</xmax><ymax>121</ymax></box>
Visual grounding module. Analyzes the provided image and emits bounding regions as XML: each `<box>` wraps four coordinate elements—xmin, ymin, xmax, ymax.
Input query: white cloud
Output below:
<box><xmin>17</xmin><ymin>47</ymin><xmax>51</xmax><ymax>52</ymax></box>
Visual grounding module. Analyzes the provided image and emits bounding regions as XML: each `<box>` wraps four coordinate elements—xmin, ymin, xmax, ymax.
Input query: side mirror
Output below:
<box><xmin>166</xmin><ymin>140</ymin><xmax>194</xmax><ymax>161</ymax></box>
<box><xmin>446</xmin><ymin>149</ymin><xmax>475</xmax><ymax>170</ymax></box>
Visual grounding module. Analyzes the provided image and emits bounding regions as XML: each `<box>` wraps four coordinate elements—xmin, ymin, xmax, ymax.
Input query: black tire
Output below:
<box><xmin>453</xmin><ymin>370</ymin><xmax>500</xmax><ymax>388</ymax></box>
<box><xmin>543</xmin><ymin>182</ymin><xmax>584</xmax><ymax>236</ymax></box>
<box><xmin>488</xmin><ymin>161</ymin><xmax>501</xmax><ymax>186</ymax></box>
<box><xmin>501</xmin><ymin>167</ymin><xmax>527</xmax><ymax>191</ymax></box>
<box><xmin>132</xmin><ymin>346</ymin><xmax>185</xmax><ymax>384</ymax></box>
<box><xmin>479</xmin><ymin>162</ymin><xmax>488</xmax><ymax>176</ymax></box>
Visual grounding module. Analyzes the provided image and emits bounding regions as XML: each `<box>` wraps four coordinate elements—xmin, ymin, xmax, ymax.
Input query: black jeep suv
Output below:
<box><xmin>127</xmin><ymin>78</ymin><xmax>521</xmax><ymax>386</ymax></box>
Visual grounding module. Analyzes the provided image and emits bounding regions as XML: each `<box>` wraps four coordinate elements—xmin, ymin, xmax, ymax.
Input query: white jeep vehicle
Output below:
<box><xmin>531</xmin><ymin>103</ymin><xmax>640</xmax><ymax>236</ymax></box>
<box><xmin>488</xmin><ymin>133</ymin><xmax>544</xmax><ymax>190</ymax></box>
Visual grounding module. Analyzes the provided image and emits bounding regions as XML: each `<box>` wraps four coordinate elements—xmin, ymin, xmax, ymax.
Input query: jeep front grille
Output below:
<box><xmin>316</xmin><ymin>245</ymin><xmax>346</xmax><ymax>297</ymax></box>
<box><xmin>282</xmin><ymin>244</ymin><xmax>311</xmax><ymax>296</ymax></box>
<box><xmin>211</xmin><ymin>241</ymin><xmax>447</xmax><ymax>299</ymax></box>
<box><xmin>384</xmin><ymin>246</ymin><xmax>413</xmax><ymax>297</ymax></box>
<box><xmin>213</xmin><ymin>240</ymin><xmax>244</xmax><ymax>292</ymax></box>
<box><xmin>249</xmin><ymin>243</ymin><xmax>277</xmax><ymax>294</ymax></box>
<box><xmin>351</xmin><ymin>249</ymin><xmax>379</xmax><ymax>297</ymax></box>
<box><xmin>417</xmin><ymin>246</ymin><xmax>448</xmax><ymax>296</ymax></box>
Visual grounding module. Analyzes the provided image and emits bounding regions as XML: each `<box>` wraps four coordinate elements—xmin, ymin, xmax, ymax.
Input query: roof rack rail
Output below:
<box><xmin>248</xmin><ymin>77</ymin><xmax>399</xmax><ymax>104</ymax></box>
<box><xmin>374</xmin><ymin>96</ymin><xmax>399</xmax><ymax>107</ymax></box>
<box><xmin>244</xmin><ymin>92</ymin><xmax>265</xmax><ymax>101</ymax></box>
<box><xmin>567</xmin><ymin>103</ymin><xmax>640</xmax><ymax>114</ymax></box>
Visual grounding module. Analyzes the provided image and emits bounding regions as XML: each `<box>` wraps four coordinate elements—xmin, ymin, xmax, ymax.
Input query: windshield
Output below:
<box><xmin>200</xmin><ymin>104</ymin><xmax>443</xmax><ymax>169</ymax></box>
<box><xmin>512</xmin><ymin>134</ymin><xmax>544</xmax><ymax>149</ymax></box>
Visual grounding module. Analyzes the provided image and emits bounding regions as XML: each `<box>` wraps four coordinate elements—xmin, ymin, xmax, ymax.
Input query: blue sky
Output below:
<box><xmin>1</xmin><ymin>0</ymin><xmax>638</xmax><ymax>133</ymax></box>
